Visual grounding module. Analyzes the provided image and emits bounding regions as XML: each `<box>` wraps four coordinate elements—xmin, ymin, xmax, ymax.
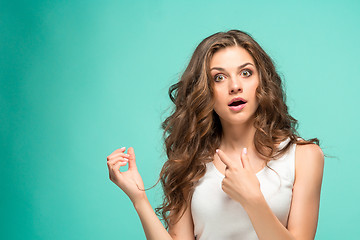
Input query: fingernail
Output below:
<box><xmin>216</xmin><ymin>149</ymin><xmax>219</xmax><ymax>153</ymax></box>
<box><xmin>120</xmin><ymin>147</ymin><xmax>126</xmax><ymax>150</ymax></box>
<box><xmin>243</xmin><ymin>148</ymin><xmax>247</xmax><ymax>154</ymax></box>
<box><xmin>123</xmin><ymin>158</ymin><xmax>129</xmax><ymax>161</ymax></box>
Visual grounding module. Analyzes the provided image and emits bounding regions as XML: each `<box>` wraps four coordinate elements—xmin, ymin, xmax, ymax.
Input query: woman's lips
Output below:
<box><xmin>229</xmin><ymin>103</ymin><xmax>246</xmax><ymax>111</ymax></box>
<box><xmin>228</xmin><ymin>97</ymin><xmax>247</xmax><ymax>105</ymax></box>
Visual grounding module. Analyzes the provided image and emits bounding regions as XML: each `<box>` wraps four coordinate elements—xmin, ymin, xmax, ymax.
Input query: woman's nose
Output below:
<box><xmin>229</xmin><ymin>77</ymin><xmax>242</xmax><ymax>94</ymax></box>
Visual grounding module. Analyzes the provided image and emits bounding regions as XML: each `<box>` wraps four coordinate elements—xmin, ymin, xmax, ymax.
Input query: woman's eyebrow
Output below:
<box><xmin>210</xmin><ymin>62</ymin><xmax>254</xmax><ymax>71</ymax></box>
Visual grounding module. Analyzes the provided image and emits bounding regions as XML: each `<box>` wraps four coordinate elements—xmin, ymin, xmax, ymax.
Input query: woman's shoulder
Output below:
<box><xmin>295</xmin><ymin>140</ymin><xmax>324</xmax><ymax>157</ymax></box>
<box><xmin>294</xmin><ymin>141</ymin><xmax>324</xmax><ymax>182</ymax></box>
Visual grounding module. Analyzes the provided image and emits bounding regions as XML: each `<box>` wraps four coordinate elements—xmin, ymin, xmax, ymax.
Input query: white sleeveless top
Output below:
<box><xmin>191</xmin><ymin>138</ymin><xmax>296</xmax><ymax>240</ymax></box>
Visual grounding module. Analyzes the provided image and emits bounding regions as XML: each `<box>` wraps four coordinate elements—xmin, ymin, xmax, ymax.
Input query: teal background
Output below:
<box><xmin>1</xmin><ymin>0</ymin><xmax>359</xmax><ymax>239</ymax></box>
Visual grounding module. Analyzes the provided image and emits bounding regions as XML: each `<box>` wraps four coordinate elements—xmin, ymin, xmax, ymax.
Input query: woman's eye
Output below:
<box><xmin>214</xmin><ymin>74</ymin><xmax>225</xmax><ymax>82</ymax></box>
<box><xmin>241</xmin><ymin>69</ymin><xmax>252</xmax><ymax>77</ymax></box>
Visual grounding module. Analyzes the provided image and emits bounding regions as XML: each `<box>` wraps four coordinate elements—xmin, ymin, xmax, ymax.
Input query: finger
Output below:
<box><xmin>111</xmin><ymin>159</ymin><xmax>127</xmax><ymax>171</ymax></box>
<box><xmin>107</xmin><ymin>157</ymin><xmax>129</xmax><ymax>165</ymax></box>
<box><xmin>107</xmin><ymin>160</ymin><xmax>126</xmax><ymax>180</ymax></box>
<box><xmin>216</xmin><ymin>149</ymin><xmax>233</xmax><ymax>169</ymax></box>
<box><xmin>127</xmin><ymin>147</ymin><xmax>137</xmax><ymax>170</ymax></box>
<box><xmin>108</xmin><ymin>159</ymin><xmax>128</xmax><ymax>171</ymax></box>
<box><xmin>107</xmin><ymin>152</ymin><xmax>130</xmax><ymax>161</ymax></box>
<box><xmin>111</xmin><ymin>161</ymin><xmax>126</xmax><ymax>180</ymax></box>
<box><xmin>240</xmin><ymin>148</ymin><xmax>251</xmax><ymax>170</ymax></box>
<box><xmin>107</xmin><ymin>147</ymin><xmax>126</xmax><ymax>160</ymax></box>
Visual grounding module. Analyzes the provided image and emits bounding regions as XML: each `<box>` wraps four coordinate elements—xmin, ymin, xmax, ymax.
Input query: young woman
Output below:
<box><xmin>106</xmin><ymin>30</ymin><xmax>324</xmax><ymax>240</ymax></box>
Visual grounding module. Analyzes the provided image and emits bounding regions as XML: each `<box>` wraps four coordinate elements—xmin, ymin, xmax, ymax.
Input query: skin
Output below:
<box><xmin>106</xmin><ymin>46</ymin><xmax>324</xmax><ymax>240</ymax></box>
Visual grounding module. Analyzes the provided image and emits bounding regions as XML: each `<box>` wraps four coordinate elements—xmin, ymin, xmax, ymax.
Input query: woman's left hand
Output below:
<box><xmin>216</xmin><ymin>148</ymin><xmax>263</xmax><ymax>207</ymax></box>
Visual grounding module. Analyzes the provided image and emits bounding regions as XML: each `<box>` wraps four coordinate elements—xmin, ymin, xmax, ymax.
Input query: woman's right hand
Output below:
<box><xmin>106</xmin><ymin>147</ymin><xmax>147</xmax><ymax>205</ymax></box>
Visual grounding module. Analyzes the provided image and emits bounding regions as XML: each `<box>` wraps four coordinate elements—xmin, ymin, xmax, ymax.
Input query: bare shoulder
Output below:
<box><xmin>295</xmin><ymin>142</ymin><xmax>324</xmax><ymax>182</ymax></box>
<box><xmin>296</xmin><ymin>141</ymin><xmax>324</xmax><ymax>156</ymax></box>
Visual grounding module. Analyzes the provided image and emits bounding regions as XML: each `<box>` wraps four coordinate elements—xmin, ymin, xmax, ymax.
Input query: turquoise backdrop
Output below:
<box><xmin>1</xmin><ymin>0</ymin><xmax>359</xmax><ymax>239</ymax></box>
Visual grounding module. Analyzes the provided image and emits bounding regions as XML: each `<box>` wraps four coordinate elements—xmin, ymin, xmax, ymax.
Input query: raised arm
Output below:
<box><xmin>244</xmin><ymin>143</ymin><xmax>324</xmax><ymax>240</ymax></box>
<box><xmin>106</xmin><ymin>147</ymin><xmax>194</xmax><ymax>240</ymax></box>
<box><xmin>216</xmin><ymin>144</ymin><xmax>324</xmax><ymax>240</ymax></box>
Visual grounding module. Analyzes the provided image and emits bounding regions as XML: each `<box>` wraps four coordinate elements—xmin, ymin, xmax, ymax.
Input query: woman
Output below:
<box><xmin>106</xmin><ymin>30</ymin><xmax>324</xmax><ymax>240</ymax></box>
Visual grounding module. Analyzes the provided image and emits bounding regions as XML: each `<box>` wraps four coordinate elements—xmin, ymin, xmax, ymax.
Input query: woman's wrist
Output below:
<box><xmin>242</xmin><ymin>191</ymin><xmax>265</xmax><ymax>210</ymax></box>
<box><xmin>133</xmin><ymin>193</ymin><xmax>149</xmax><ymax>211</ymax></box>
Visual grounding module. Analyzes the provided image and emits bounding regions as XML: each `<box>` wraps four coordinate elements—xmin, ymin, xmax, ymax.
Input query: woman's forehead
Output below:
<box><xmin>209</xmin><ymin>46</ymin><xmax>255</xmax><ymax>69</ymax></box>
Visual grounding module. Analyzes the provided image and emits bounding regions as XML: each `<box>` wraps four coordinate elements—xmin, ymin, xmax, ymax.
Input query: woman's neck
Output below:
<box><xmin>219</xmin><ymin>118</ymin><xmax>256</xmax><ymax>154</ymax></box>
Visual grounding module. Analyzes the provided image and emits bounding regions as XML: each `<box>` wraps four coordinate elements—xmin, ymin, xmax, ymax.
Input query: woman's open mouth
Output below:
<box><xmin>228</xmin><ymin>98</ymin><xmax>247</xmax><ymax>111</ymax></box>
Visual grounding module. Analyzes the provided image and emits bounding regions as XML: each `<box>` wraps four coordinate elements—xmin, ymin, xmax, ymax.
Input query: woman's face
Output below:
<box><xmin>210</xmin><ymin>46</ymin><xmax>260</xmax><ymax>126</ymax></box>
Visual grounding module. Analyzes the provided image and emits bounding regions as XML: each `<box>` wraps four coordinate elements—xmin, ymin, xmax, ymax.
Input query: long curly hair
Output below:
<box><xmin>154</xmin><ymin>30</ymin><xmax>319</xmax><ymax>229</ymax></box>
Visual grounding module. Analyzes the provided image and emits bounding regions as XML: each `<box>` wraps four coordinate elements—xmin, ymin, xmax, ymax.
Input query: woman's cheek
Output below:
<box><xmin>213</xmin><ymin>104</ymin><xmax>221</xmax><ymax>116</ymax></box>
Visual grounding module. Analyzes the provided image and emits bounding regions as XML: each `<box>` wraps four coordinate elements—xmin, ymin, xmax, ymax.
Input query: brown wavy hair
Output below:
<box><xmin>154</xmin><ymin>30</ymin><xmax>319</xmax><ymax>229</ymax></box>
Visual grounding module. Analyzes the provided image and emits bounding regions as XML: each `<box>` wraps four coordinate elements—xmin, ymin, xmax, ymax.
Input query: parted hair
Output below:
<box><xmin>154</xmin><ymin>30</ymin><xmax>319</xmax><ymax>229</ymax></box>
